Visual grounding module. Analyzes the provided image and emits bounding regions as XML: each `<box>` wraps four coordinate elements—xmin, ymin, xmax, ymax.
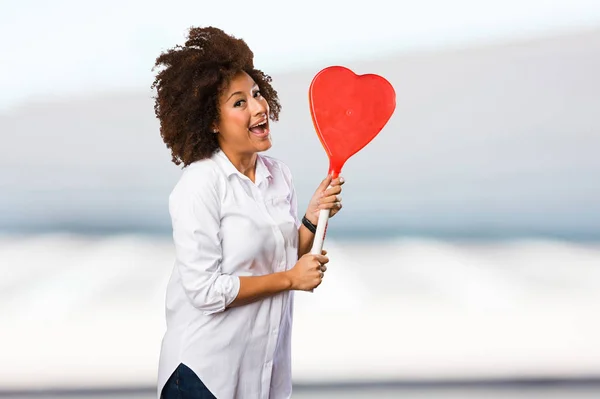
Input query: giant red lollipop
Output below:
<box><xmin>308</xmin><ymin>66</ymin><xmax>396</xmax><ymax>254</ymax></box>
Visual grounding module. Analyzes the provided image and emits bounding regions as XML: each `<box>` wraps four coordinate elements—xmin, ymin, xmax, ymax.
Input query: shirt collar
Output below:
<box><xmin>212</xmin><ymin>149</ymin><xmax>272</xmax><ymax>186</ymax></box>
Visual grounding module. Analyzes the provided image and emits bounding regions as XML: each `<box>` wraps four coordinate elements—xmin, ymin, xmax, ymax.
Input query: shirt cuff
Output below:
<box><xmin>202</xmin><ymin>274</ymin><xmax>241</xmax><ymax>316</ymax></box>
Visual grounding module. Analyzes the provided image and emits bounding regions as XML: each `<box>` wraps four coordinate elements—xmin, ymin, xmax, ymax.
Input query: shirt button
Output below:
<box><xmin>272</xmin><ymin>329</ymin><xmax>277</xmax><ymax>335</ymax></box>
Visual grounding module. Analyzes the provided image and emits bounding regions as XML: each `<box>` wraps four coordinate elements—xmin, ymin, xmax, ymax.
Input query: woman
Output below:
<box><xmin>151</xmin><ymin>27</ymin><xmax>344</xmax><ymax>399</ymax></box>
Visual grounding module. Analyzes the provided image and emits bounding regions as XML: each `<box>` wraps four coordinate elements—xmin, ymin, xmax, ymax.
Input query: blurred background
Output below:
<box><xmin>1</xmin><ymin>0</ymin><xmax>600</xmax><ymax>398</ymax></box>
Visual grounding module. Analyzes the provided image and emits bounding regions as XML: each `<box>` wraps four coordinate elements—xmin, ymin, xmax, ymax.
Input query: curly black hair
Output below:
<box><xmin>151</xmin><ymin>26</ymin><xmax>281</xmax><ymax>167</ymax></box>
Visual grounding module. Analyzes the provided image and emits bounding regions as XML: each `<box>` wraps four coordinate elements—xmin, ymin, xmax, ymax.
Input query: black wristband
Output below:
<box><xmin>302</xmin><ymin>214</ymin><xmax>317</xmax><ymax>234</ymax></box>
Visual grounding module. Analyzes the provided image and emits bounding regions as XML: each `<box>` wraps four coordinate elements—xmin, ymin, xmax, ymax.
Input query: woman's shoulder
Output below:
<box><xmin>184</xmin><ymin>157</ymin><xmax>220</xmax><ymax>175</ymax></box>
<box><xmin>168</xmin><ymin>158</ymin><xmax>223</xmax><ymax>217</ymax></box>
<box><xmin>172</xmin><ymin>158</ymin><xmax>222</xmax><ymax>197</ymax></box>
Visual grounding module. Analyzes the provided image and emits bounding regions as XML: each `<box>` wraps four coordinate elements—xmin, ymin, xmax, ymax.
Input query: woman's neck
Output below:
<box><xmin>221</xmin><ymin>148</ymin><xmax>258</xmax><ymax>183</ymax></box>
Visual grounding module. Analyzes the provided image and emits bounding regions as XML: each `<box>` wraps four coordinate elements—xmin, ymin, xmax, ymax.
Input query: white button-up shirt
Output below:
<box><xmin>158</xmin><ymin>149</ymin><xmax>300</xmax><ymax>399</ymax></box>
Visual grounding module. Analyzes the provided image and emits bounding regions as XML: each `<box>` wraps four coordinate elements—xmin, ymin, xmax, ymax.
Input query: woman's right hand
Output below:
<box><xmin>286</xmin><ymin>251</ymin><xmax>329</xmax><ymax>291</ymax></box>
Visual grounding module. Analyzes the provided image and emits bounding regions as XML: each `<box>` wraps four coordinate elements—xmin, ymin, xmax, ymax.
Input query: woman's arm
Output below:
<box><xmin>228</xmin><ymin>252</ymin><xmax>328</xmax><ymax>308</ymax></box>
<box><xmin>228</xmin><ymin>272</ymin><xmax>291</xmax><ymax>308</ymax></box>
<box><xmin>297</xmin><ymin>223</ymin><xmax>315</xmax><ymax>258</ymax></box>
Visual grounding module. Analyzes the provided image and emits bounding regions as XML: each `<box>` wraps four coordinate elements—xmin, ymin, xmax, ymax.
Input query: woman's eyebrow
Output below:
<box><xmin>226</xmin><ymin>85</ymin><xmax>259</xmax><ymax>102</ymax></box>
<box><xmin>226</xmin><ymin>91</ymin><xmax>244</xmax><ymax>102</ymax></box>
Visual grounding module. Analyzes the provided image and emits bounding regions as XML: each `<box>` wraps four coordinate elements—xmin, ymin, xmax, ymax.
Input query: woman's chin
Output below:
<box><xmin>258</xmin><ymin>138</ymin><xmax>272</xmax><ymax>151</ymax></box>
<box><xmin>251</xmin><ymin>135</ymin><xmax>272</xmax><ymax>151</ymax></box>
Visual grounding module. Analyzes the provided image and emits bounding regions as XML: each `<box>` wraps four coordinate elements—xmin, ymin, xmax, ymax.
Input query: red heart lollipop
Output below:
<box><xmin>309</xmin><ymin>66</ymin><xmax>396</xmax><ymax>178</ymax></box>
<box><xmin>308</xmin><ymin>66</ymin><xmax>396</xmax><ymax>254</ymax></box>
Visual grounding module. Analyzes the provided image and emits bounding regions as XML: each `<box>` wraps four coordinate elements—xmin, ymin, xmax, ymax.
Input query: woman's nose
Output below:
<box><xmin>250</xmin><ymin>97</ymin><xmax>267</xmax><ymax>116</ymax></box>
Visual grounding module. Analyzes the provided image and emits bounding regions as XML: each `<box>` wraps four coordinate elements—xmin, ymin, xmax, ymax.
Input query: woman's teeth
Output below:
<box><xmin>249</xmin><ymin>121</ymin><xmax>269</xmax><ymax>136</ymax></box>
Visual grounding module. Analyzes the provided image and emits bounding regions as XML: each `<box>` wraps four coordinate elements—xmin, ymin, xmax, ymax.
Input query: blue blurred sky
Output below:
<box><xmin>2</xmin><ymin>0</ymin><xmax>600</xmax><ymax>110</ymax></box>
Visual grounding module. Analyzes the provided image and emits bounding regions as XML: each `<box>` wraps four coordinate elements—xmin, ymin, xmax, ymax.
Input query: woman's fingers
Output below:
<box><xmin>320</xmin><ymin>185</ymin><xmax>342</xmax><ymax>198</ymax></box>
<box><xmin>331</xmin><ymin>176</ymin><xmax>345</xmax><ymax>186</ymax></box>
<box><xmin>318</xmin><ymin>188</ymin><xmax>342</xmax><ymax>211</ymax></box>
<box><xmin>319</xmin><ymin>194</ymin><xmax>342</xmax><ymax>204</ymax></box>
<box><xmin>308</xmin><ymin>253</ymin><xmax>329</xmax><ymax>289</ymax></box>
<box><xmin>318</xmin><ymin>200</ymin><xmax>342</xmax><ymax>210</ymax></box>
<box><xmin>315</xmin><ymin>254</ymin><xmax>329</xmax><ymax>265</ymax></box>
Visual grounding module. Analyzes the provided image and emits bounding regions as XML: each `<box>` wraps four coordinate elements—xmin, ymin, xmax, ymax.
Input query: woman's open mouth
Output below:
<box><xmin>248</xmin><ymin>120</ymin><xmax>270</xmax><ymax>138</ymax></box>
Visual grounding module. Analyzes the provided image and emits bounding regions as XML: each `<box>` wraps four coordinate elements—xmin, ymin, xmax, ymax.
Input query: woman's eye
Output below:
<box><xmin>234</xmin><ymin>100</ymin><xmax>245</xmax><ymax>107</ymax></box>
<box><xmin>253</xmin><ymin>90</ymin><xmax>262</xmax><ymax>98</ymax></box>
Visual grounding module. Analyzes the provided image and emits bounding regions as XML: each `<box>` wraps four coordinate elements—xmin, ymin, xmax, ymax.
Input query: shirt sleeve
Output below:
<box><xmin>169</xmin><ymin>167</ymin><xmax>240</xmax><ymax>315</ymax></box>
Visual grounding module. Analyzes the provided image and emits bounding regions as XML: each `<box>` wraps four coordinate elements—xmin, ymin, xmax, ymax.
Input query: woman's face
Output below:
<box><xmin>215</xmin><ymin>71</ymin><xmax>272</xmax><ymax>156</ymax></box>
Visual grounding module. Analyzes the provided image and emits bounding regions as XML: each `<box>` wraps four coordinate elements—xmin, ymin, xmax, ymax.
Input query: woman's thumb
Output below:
<box><xmin>320</xmin><ymin>175</ymin><xmax>332</xmax><ymax>189</ymax></box>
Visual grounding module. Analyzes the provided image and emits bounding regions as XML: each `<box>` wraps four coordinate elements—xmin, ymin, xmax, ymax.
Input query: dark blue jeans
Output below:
<box><xmin>161</xmin><ymin>363</ymin><xmax>217</xmax><ymax>399</ymax></box>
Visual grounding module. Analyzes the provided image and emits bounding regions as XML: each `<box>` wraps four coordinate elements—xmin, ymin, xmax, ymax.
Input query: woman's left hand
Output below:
<box><xmin>305</xmin><ymin>175</ymin><xmax>345</xmax><ymax>225</ymax></box>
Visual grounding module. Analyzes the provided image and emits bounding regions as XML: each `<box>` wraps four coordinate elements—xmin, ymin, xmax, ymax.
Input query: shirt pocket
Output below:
<box><xmin>268</xmin><ymin>194</ymin><xmax>291</xmax><ymax>207</ymax></box>
<box><xmin>267</xmin><ymin>194</ymin><xmax>294</xmax><ymax>223</ymax></box>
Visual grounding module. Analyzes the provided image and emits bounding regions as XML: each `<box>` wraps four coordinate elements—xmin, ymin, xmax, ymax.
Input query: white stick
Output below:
<box><xmin>310</xmin><ymin>208</ymin><xmax>330</xmax><ymax>255</ymax></box>
<box><xmin>310</xmin><ymin>181</ymin><xmax>334</xmax><ymax>255</ymax></box>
